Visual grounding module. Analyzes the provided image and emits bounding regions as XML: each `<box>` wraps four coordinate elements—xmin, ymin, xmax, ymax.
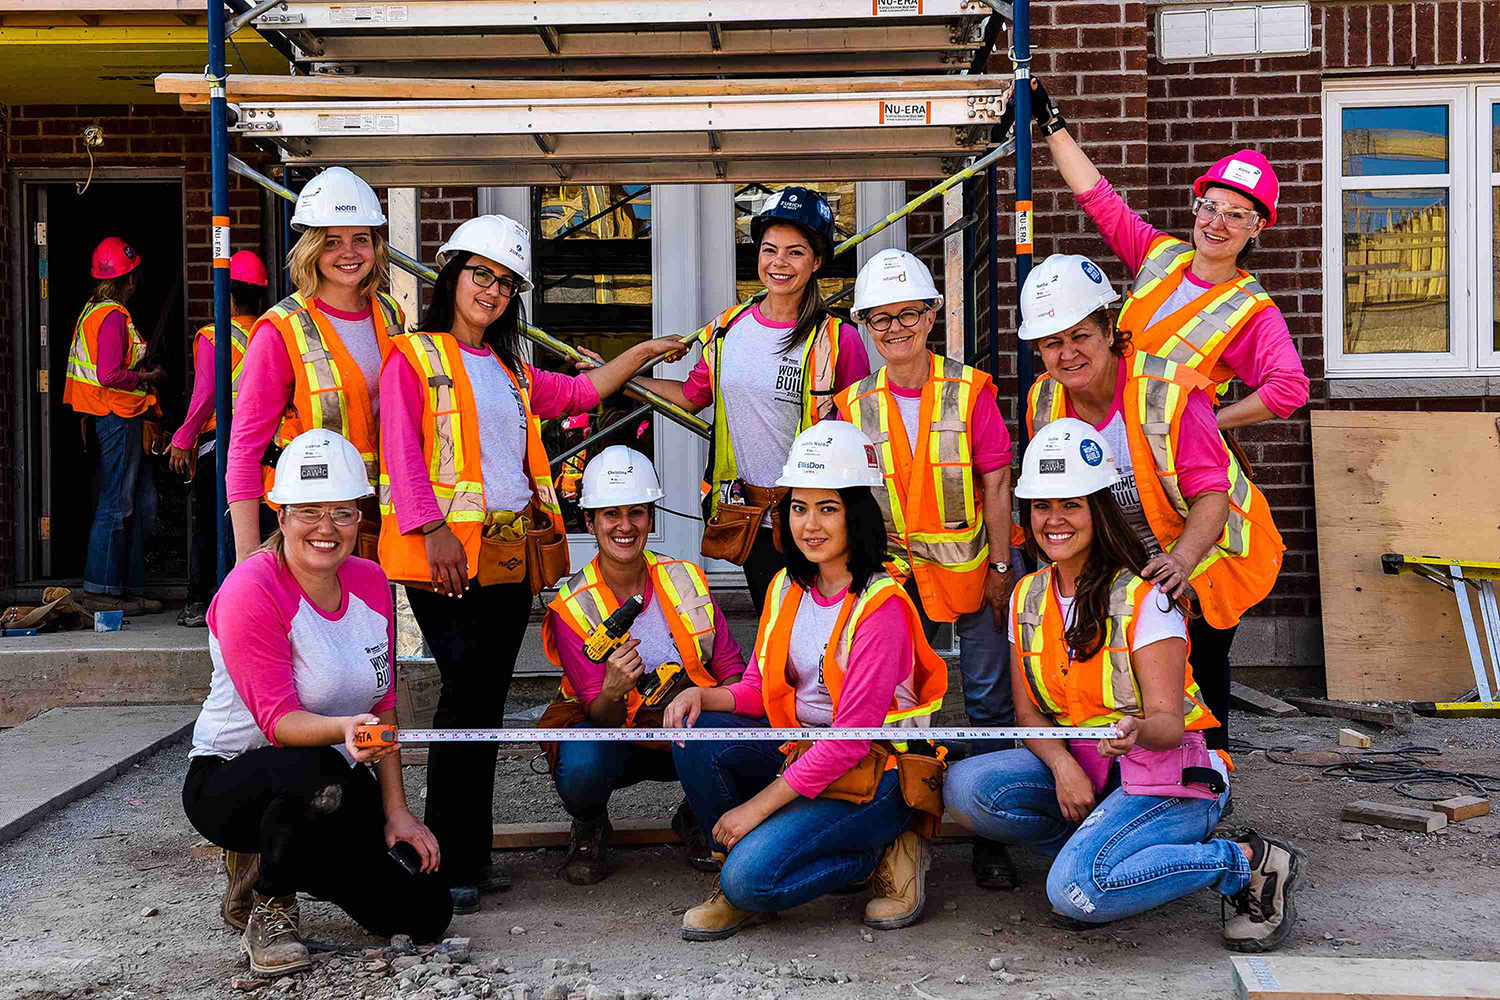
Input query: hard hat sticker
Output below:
<box><xmin>1081</xmin><ymin>260</ymin><xmax>1103</xmax><ymax>284</ymax></box>
<box><xmin>1039</xmin><ymin>459</ymin><xmax>1066</xmax><ymax>474</ymax></box>
<box><xmin>864</xmin><ymin>444</ymin><xmax>879</xmax><ymax>466</ymax></box>
<box><xmin>1221</xmin><ymin>159</ymin><xmax>1263</xmax><ymax>188</ymax></box>
<box><xmin>301</xmin><ymin>464</ymin><xmax>330</xmax><ymax>480</ymax></box>
<box><xmin>1079</xmin><ymin>440</ymin><xmax>1104</xmax><ymax>467</ymax></box>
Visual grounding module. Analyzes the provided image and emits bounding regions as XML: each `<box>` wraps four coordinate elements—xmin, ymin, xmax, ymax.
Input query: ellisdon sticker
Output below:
<box><xmin>874</xmin><ymin>0</ymin><xmax>922</xmax><ymax>14</ymax></box>
<box><xmin>879</xmin><ymin>100</ymin><xmax>931</xmax><ymax>125</ymax></box>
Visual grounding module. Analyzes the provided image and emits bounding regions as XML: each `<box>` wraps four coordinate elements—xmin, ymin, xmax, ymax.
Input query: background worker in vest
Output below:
<box><xmin>539</xmin><ymin>446</ymin><xmax>746</xmax><ymax>885</ymax></box>
<box><xmin>632</xmin><ymin>188</ymin><xmax>870</xmax><ymax>612</ymax></box>
<box><xmin>663</xmin><ymin>424</ymin><xmax>948</xmax><ymax>942</ymax></box>
<box><xmin>379</xmin><ymin>215</ymin><xmax>683</xmax><ymax>915</ymax></box>
<box><xmin>64</xmin><ymin>237</ymin><xmax>167</xmax><ymax>615</ymax></box>
<box><xmin>1018</xmin><ymin>80</ymin><xmax>1308</xmax><ymax>429</ymax></box>
<box><xmin>227</xmin><ymin>166</ymin><xmax>403</xmax><ymax>563</ymax></box>
<box><xmin>168</xmin><ymin>250</ymin><xmax>268</xmax><ymax>627</ymax></box>
<box><xmin>835</xmin><ymin>248</ymin><xmax>1026</xmax><ymax>890</ymax></box>
<box><xmin>1018</xmin><ymin>254</ymin><xmax>1285</xmax><ymax>753</ymax></box>
<box><xmin>945</xmin><ymin>419</ymin><xmax>1303</xmax><ymax>954</ymax></box>
<box><xmin>182</xmin><ymin>430</ymin><xmax>451</xmax><ymax>979</ymax></box>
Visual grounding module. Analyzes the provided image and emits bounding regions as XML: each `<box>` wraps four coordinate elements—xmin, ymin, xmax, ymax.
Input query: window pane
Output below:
<box><xmin>1341</xmin><ymin>105</ymin><xmax>1448</xmax><ymax>176</ymax></box>
<box><xmin>1494</xmin><ymin>187</ymin><xmax>1500</xmax><ymax>353</ymax></box>
<box><xmin>1342</xmin><ymin>189</ymin><xmax>1449</xmax><ymax>355</ymax></box>
<box><xmin>533</xmin><ymin>184</ymin><xmax>654</xmax><ymax>534</ymax></box>
<box><xmin>1493</xmin><ymin>102</ymin><xmax>1499</xmax><ymax>172</ymax></box>
<box><xmin>734</xmin><ymin>181</ymin><xmax>857</xmax><ymax>303</ymax></box>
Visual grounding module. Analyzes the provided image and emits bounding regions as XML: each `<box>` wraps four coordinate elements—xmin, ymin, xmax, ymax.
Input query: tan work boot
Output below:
<box><xmin>1223</xmin><ymin>831</ymin><xmax>1305</xmax><ymax>953</ymax></box>
<box><xmin>221</xmin><ymin>850</ymin><xmax>260</xmax><ymax>931</ymax></box>
<box><xmin>864</xmin><ymin>831</ymin><xmax>931</xmax><ymax>930</ymax></box>
<box><xmin>680</xmin><ymin>880</ymin><xmax>769</xmax><ymax>942</ymax></box>
<box><xmin>242</xmin><ymin>892</ymin><xmax>311</xmax><ymax>976</ymax></box>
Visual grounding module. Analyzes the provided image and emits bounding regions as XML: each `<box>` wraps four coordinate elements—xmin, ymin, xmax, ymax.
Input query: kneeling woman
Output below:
<box><xmin>182</xmin><ymin>430</ymin><xmax>449</xmax><ymax>978</ymax></box>
<box><xmin>540</xmin><ymin>446</ymin><xmax>746</xmax><ymax>884</ymax></box>
<box><xmin>945</xmin><ymin>419</ymin><xmax>1303</xmax><ymax>953</ymax></box>
<box><xmin>664</xmin><ymin>423</ymin><xmax>948</xmax><ymax>941</ymax></box>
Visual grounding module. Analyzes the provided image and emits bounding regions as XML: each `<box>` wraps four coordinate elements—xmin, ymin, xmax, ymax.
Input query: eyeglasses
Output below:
<box><xmin>1192</xmin><ymin>197</ymin><xmax>1260</xmax><ymax>231</ymax></box>
<box><xmin>462</xmin><ymin>266</ymin><xmax>521</xmax><ymax>296</ymax></box>
<box><xmin>865</xmin><ymin>306</ymin><xmax>931</xmax><ymax>333</ymax></box>
<box><xmin>284</xmin><ymin>504</ymin><xmax>362</xmax><ymax>527</ymax></box>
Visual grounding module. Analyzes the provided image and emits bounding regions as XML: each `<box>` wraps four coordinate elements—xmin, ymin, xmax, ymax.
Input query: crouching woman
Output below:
<box><xmin>182</xmin><ymin>430</ymin><xmax>450</xmax><ymax>977</ymax></box>
<box><xmin>664</xmin><ymin>423</ymin><xmax>948</xmax><ymax>941</ymax></box>
<box><xmin>945</xmin><ymin>419</ymin><xmax>1303</xmax><ymax>953</ymax></box>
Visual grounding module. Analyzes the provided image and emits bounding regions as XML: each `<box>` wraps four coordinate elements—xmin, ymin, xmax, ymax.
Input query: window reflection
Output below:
<box><xmin>1342</xmin><ymin>105</ymin><xmax>1448</xmax><ymax>176</ymax></box>
<box><xmin>1342</xmin><ymin>190</ymin><xmax>1449</xmax><ymax>354</ymax></box>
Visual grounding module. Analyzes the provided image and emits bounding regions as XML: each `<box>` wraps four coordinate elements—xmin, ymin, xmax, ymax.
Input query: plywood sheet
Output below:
<box><xmin>1311</xmin><ymin>411</ymin><xmax>1500</xmax><ymax>700</ymax></box>
<box><xmin>1232</xmin><ymin>956</ymin><xmax>1500</xmax><ymax>1000</ymax></box>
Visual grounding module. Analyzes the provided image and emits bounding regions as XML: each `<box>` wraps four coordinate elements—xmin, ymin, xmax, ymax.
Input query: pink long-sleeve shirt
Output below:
<box><xmin>545</xmin><ymin>576</ymin><xmax>747</xmax><ymax>705</ymax></box>
<box><xmin>171</xmin><ymin>317</ymin><xmax>254</xmax><ymax>451</ymax></box>
<box><xmin>720</xmin><ymin>589</ymin><xmax>916</xmax><ymax>798</ymax></box>
<box><xmin>1077</xmin><ymin>178</ymin><xmax>1309</xmax><ymax>418</ymax></box>
<box><xmin>96</xmin><ymin>311</ymin><xmax>142</xmax><ymax>392</ymax></box>
<box><xmin>381</xmin><ymin>348</ymin><xmax>600</xmax><ymax>533</ymax></box>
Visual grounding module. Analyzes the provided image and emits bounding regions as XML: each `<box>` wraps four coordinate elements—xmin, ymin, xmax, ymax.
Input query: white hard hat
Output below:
<box><xmin>1013</xmin><ymin>418</ymin><xmax>1120</xmax><ymax>500</ymax></box>
<box><xmin>851</xmin><ymin>248</ymin><xmax>944</xmax><ymax>323</ymax></box>
<box><xmin>437</xmin><ymin>214</ymin><xmax>534</xmax><ymax>293</ymax></box>
<box><xmin>776</xmin><ymin>422</ymin><xmax>884</xmax><ymax>490</ymax></box>
<box><xmin>266</xmin><ymin>429</ymin><xmax>375</xmax><ymax>505</ymax></box>
<box><xmin>1017</xmin><ymin>254</ymin><xmax>1120</xmax><ymax>342</ymax></box>
<box><xmin>578</xmin><ymin>445</ymin><xmax>664</xmax><ymax>509</ymax></box>
<box><xmin>290</xmin><ymin>166</ymin><xmax>387</xmax><ymax>232</ymax></box>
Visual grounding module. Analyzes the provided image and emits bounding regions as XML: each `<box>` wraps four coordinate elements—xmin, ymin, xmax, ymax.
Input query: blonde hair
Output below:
<box><xmin>256</xmin><ymin>529</ymin><xmax>287</xmax><ymax>566</ymax></box>
<box><xmin>286</xmin><ymin>226</ymin><xmax>390</xmax><ymax>301</ymax></box>
<box><xmin>89</xmin><ymin>272</ymin><xmax>137</xmax><ymax>308</ymax></box>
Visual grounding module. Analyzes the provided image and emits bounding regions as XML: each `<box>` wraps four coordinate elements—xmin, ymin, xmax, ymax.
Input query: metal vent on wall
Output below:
<box><xmin>1156</xmin><ymin>2</ymin><xmax>1311</xmax><ymax>62</ymax></box>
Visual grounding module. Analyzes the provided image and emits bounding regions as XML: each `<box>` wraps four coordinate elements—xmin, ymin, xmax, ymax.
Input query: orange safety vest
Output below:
<box><xmin>377</xmin><ymin>330</ymin><xmax>565</xmax><ymax>585</ymax></box>
<box><xmin>1011</xmin><ymin>564</ymin><xmax>1217</xmax><ymax>731</ymax></box>
<box><xmin>838</xmin><ymin>355</ymin><xmax>1006</xmax><ymax>622</ymax></box>
<box><xmin>755</xmin><ymin>568</ymin><xmax>947</xmax><ymax>731</ymax></box>
<box><xmin>697</xmin><ymin>298</ymin><xmax>845</xmax><ymax>517</ymax></box>
<box><xmin>63</xmin><ymin>300</ymin><xmax>158</xmax><ymax>419</ymax></box>
<box><xmin>252</xmin><ymin>290</ymin><xmax>403</xmax><ymax>495</ymax></box>
<box><xmin>1026</xmin><ymin>352</ymin><xmax>1283</xmax><ymax>630</ymax></box>
<box><xmin>542</xmin><ymin>551</ymin><xmax>721</xmax><ymax>727</ymax></box>
<box><xmin>1118</xmin><ymin>236</ymin><xmax>1273</xmax><ymax>398</ymax></box>
<box><xmin>194</xmin><ymin>315</ymin><xmax>253</xmax><ymax>435</ymax></box>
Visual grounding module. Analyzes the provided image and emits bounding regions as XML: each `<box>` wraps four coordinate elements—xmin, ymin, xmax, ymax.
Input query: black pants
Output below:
<box><xmin>1189</xmin><ymin>617</ymin><xmax>1237</xmax><ymax>752</ymax></box>
<box><xmin>188</xmin><ymin>451</ymin><xmax>218</xmax><ymax>603</ymax></box>
<box><xmin>743</xmin><ymin>527</ymin><xmax>785</xmax><ymax>616</ymax></box>
<box><xmin>182</xmin><ymin>747</ymin><xmax>452</xmax><ymax>942</ymax></box>
<box><xmin>408</xmin><ymin>580</ymin><xmax>533</xmax><ymax>884</ymax></box>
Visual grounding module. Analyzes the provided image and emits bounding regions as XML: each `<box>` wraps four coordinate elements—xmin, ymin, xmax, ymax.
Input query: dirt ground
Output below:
<box><xmin>2</xmin><ymin>709</ymin><xmax>1498</xmax><ymax>1000</ymax></box>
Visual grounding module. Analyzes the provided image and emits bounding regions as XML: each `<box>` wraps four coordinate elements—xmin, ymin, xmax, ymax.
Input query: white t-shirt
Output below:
<box><xmin>717</xmin><ymin>306</ymin><xmax>807</xmax><ymax>490</ymax></box>
<box><xmin>1006</xmin><ymin>577</ymin><xmax>1186</xmax><ymax>652</ymax></box>
<box><xmin>457</xmin><ymin>344</ymin><xmax>535</xmax><ymax>513</ymax></box>
<box><xmin>325</xmin><ymin>311</ymin><xmax>384</xmax><ymax>426</ymax></box>
<box><xmin>1094</xmin><ymin>410</ymin><xmax>1162</xmax><ymax>558</ymax></box>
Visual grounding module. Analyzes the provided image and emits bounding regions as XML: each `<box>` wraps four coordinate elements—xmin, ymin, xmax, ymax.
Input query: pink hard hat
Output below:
<box><xmin>229</xmin><ymin>250</ymin><xmax>269</xmax><ymax>287</ymax></box>
<box><xmin>1194</xmin><ymin>150</ymin><xmax>1279</xmax><ymax>226</ymax></box>
<box><xmin>91</xmin><ymin>237</ymin><xmax>142</xmax><ymax>279</ymax></box>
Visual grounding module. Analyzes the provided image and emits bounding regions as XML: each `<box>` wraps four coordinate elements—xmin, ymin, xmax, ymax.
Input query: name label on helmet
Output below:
<box><xmin>301</xmin><ymin>464</ymin><xmax>329</xmax><ymax>480</ymax></box>
<box><xmin>879</xmin><ymin>100</ymin><xmax>931</xmax><ymax>125</ymax></box>
<box><xmin>1221</xmin><ymin>159</ymin><xmax>1263</xmax><ymax>189</ymax></box>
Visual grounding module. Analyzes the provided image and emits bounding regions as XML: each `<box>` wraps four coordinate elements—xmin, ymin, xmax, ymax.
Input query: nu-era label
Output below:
<box><xmin>879</xmin><ymin>100</ymin><xmax>931</xmax><ymax>125</ymax></box>
<box><xmin>874</xmin><ymin>0</ymin><xmax>922</xmax><ymax>13</ymax></box>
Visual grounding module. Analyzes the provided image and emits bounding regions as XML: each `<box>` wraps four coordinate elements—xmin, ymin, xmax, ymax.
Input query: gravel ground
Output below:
<box><xmin>2</xmin><ymin>709</ymin><xmax>1498</xmax><ymax>1000</ymax></box>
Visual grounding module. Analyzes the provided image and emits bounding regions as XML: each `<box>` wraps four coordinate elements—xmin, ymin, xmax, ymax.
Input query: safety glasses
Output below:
<box><xmin>284</xmin><ymin>504</ymin><xmax>362</xmax><ymax>527</ymax></box>
<box><xmin>1192</xmin><ymin>197</ymin><xmax>1260</xmax><ymax>231</ymax></box>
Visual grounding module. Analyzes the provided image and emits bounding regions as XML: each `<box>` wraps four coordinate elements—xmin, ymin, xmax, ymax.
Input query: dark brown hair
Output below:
<box><xmin>758</xmin><ymin>222</ymin><xmax>830</xmax><ymax>355</ymax></box>
<box><xmin>777</xmin><ymin>486</ymin><xmax>888</xmax><ymax>597</ymax></box>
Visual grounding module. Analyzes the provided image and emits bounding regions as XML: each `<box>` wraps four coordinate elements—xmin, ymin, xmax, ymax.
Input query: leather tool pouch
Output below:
<box><xmin>742</xmin><ymin>484</ymin><xmax>789</xmax><ymax>553</ymax></box>
<box><xmin>700</xmin><ymin>499</ymin><xmax>763</xmax><ymax>565</ymax></box>
<box><xmin>142</xmin><ymin>418</ymin><xmax>168</xmax><ymax>456</ymax></box>
<box><xmin>477</xmin><ymin>532</ymin><xmax>527</xmax><ymax>587</ymax></box>
<box><xmin>535</xmin><ymin>697</ymin><xmax>588</xmax><ymax>774</ymax></box>
<box><xmin>780</xmin><ymin>740</ymin><xmax>889</xmax><ymax>805</ymax></box>
<box><xmin>895</xmin><ymin>752</ymin><xmax>947</xmax><ymax>819</ymax></box>
<box><xmin>525</xmin><ymin>510</ymin><xmax>570</xmax><ymax>595</ymax></box>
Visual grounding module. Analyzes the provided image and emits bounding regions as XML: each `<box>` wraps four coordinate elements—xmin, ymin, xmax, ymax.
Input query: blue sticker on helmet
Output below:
<box><xmin>1080</xmin><ymin>440</ymin><xmax>1103</xmax><ymax>467</ymax></box>
<box><xmin>818</xmin><ymin>201</ymin><xmax>833</xmax><ymax>221</ymax></box>
<box><xmin>1081</xmin><ymin>260</ymin><xmax>1104</xmax><ymax>285</ymax></box>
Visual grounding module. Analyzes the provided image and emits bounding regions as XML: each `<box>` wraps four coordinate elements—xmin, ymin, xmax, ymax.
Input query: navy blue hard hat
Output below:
<box><xmin>750</xmin><ymin>186</ymin><xmax>836</xmax><ymax>266</ymax></box>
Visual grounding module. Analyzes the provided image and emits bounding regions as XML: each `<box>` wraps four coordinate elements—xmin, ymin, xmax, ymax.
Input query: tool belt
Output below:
<box><xmin>142</xmin><ymin>418</ymin><xmax>169</xmax><ymax>457</ymax></box>
<box><xmin>700</xmin><ymin>482</ymin><xmax>787</xmax><ymax>565</ymax></box>
<box><xmin>779</xmin><ymin>739</ymin><xmax>946</xmax><ymax>822</ymax></box>
<box><xmin>355</xmin><ymin>497</ymin><xmax>380</xmax><ymax>561</ymax></box>
<box><xmin>477</xmin><ymin>510</ymin><xmax>529</xmax><ymax>587</ymax></box>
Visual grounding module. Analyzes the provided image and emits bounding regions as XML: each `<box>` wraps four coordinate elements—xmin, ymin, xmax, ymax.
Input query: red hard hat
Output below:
<box><xmin>229</xmin><ymin>250</ymin><xmax>269</xmax><ymax>287</ymax></box>
<box><xmin>1194</xmin><ymin>150</ymin><xmax>1280</xmax><ymax>227</ymax></box>
<box><xmin>91</xmin><ymin>237</ymin><xmax>142</xmax><ymax>279</ymax></box>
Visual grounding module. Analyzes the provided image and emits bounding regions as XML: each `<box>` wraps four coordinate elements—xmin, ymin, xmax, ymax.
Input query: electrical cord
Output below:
<box><xmin>1226</xmin><ymin>739</ymin><xmax>1500</xmax><ymax>802</ymax></box>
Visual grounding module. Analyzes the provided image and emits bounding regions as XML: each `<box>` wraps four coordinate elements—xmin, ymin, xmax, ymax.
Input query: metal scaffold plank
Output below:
<box><xmin>322</xmin><ymin>155</ymin><xmax>957</xmax><ymax>186</ymax></box>
<box><xmin>306</xmin><ymin>50</ymin><xmax>959</xmax><ymax>79</ymax></box>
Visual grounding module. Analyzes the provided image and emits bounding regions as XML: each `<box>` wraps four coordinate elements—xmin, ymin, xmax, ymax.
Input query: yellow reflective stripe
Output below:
<box><xmin>1015</xmin><ymin>571</ymin><xmax>1066</xmax><ymax>721</ymax></box>
<box><xmin>755</xmin><ymin>570</ymin><xmax>794</xmax><ymax>671</ymax></box>
<box><xmin>884</xmin><ymin>699</ymin><xmax>945</xmax><ymax>724</ymax></box>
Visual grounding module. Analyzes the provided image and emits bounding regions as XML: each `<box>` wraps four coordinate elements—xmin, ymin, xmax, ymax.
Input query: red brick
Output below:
<box><xmin>1415</xmin><ymin>3</ymin><xmax>1436</xmax><ymax>63</ymax></box>
<box><xmin>1057</xmin><ymin>48</ymin><xmax>1124</xmax><ymax>72</ymax></box>
<box><xmin>1460</xmin><ymin>1</ymin><xmax>1482</xmax><ymax>61</ymax></box>
<box><xmin>1055</xmin><ymin>4</ymin><xmax>1126</xmax><ymax>27</ymax></box>
<box><xmin>1258</xmin><ymin>95</ymin><xmax>1320</xmax><ymax>118</ymax></box>
<box><xmin>1324</xmin><ymin>4</ymin><xmax>1346</xmax><ymax>68</ymax></box>
<box><xmin>1346</xmin><ymin>3</ymin><xmax>1370</xmax><ymax>66</ymax></box>
<box><xmin>1394</xmin><ymin>3</ymin><xmax>1415</xmax><ymax>64</ymax></box>
<box><xmin>1437</xmin><ymin>1</ymin><xmax>1459</xmax><ymax>60</ymax></box>
<box><xmin>1486</xmin><ymin>1</ymin><xmax>1500</xmax><ymax>60</ymax></box>
<box><xmin>1367</xmin><ymin>3</ymin><xmax>1391</xmax><ymax>64</ymax></box>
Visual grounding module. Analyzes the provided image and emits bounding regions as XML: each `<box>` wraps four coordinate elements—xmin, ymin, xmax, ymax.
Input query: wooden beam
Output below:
<box><xmin>1231</xmin><ymin>956</ymin><xmax>1500</xmax><ymax>1000</ymax></box>
<box><xmin>1337</xmin><ymin>728</ymin><xmax>1372</xmax><ymax>748</ymax></box>
<box><xmin>1340</xmin><ymin>799</ymin><xmax>1446</xmax><ymax>833</ymax></box>
<box><xmin>1432</xmin><ymin>795</ymin><xmax>1490</xmax><ymax>821</ymax></box>
<box><xmin>1229</xmin><ymin>681</ymin><xmax>1302</xmax><ymax>718</ymax></box>
<box><xmin>1284</xmin><ymin>697</ymin><xmax>1414</xmax><ymax>731</ymax></box>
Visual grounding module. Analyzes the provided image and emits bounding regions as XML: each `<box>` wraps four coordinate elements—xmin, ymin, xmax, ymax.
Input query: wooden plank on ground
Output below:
<box><xmin>1337</xmin><ymin>728</ymin><xmax>1371</xmax><ymax>748</ymax></box>
<box><xmin>1340</xmin><ymin>799</ymin><xmax>1446</xmax><ymax>833</ymax></box>
<box><xmin>1230</xmin><ymin>681</ymin><xmax>1301</xmax><ymax>718</ymax></box>
<box><xmin>1231</xmin><ymin>956</ymin><xmax>1500</xmax><ymax>1000</ymax></box>
<box><xmin>1284</xmin><ymin>697</ymin><xmax>1413</xmax><ymax>731</ymax></box>
<box><xmin>1432</xmin><ymin>795</ymin><xmax>1490</xmax><ymax>821</ymax></box>
<box><xmin>1311</xmin><ymin>411</ymin><xmax>1500</xmax><ymax>701</ymax></box>
<box><xmin>493</xmin><ymin>817</ymin><xmax>974</xmax><ymax>850</ymax></box>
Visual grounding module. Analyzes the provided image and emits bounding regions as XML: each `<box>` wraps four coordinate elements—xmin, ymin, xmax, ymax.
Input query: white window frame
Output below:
<box><xmin>1479</xmin><ymin>87</ymin><xmax>1500</xmax><ymax>370</ymax></box>
<box><xmin>1323</xmin><ymin>82</ymin><xmax>1478</xmax><ymax>378</ymax></box>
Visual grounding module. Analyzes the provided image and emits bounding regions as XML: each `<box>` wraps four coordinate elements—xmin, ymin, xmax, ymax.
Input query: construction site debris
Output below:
<box><xmin>1340</xmin><ymin>800</ymin><xmax>1447</xmax><ymax>833</ymax></box>
<box><xmin>1283</xmin><ymin>697</ymin><xmax>1414</xmax><ymax>732</ymax></box>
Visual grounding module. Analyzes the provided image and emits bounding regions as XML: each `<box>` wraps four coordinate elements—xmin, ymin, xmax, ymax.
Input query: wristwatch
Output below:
<box><xmin>989</xmin><ymin>561</ymin><xmax>1011</xmax><ymax>574</ymax></box>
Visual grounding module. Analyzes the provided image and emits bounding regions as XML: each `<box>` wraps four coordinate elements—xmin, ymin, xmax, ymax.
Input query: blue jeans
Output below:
<box><xmin>553</xmin><ymin>721</ymin><xmax>680</xmax><ymax>824</ymax></box>
<box><xmin>84</xmin><ymin>413</ymin><xmax>157</xmax><ymax>596</ymax></box>
<box><xmin>672</xmin><ymin>712</ymin><xmax>915</xmax><ymax>914</ymax></box>
<box><xmin>945</xmin><ymin>748</ymin><xmax>1250</xmax><ymax>924</ymax></box>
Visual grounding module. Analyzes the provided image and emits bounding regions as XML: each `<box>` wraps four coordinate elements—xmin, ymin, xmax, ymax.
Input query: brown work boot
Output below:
<box><xmin>1223</xmin><ymin>831</ymin><xmax>1305</xmax><ymax>953</ymax></box>
<box><xmin>242</xmin><ymin>892</ymin><xmax>311</xmax><ymax>976</ymax></box>
<box><xmin>78</xmin><ymin>594</ymin><xmax>125</xmax><ymax>613</ymax></box>
<box><xmin>671</xmin><ymin>799</ymin><xmax>720</xmax><ymax>873</ymax></box>
<box><xmin>680</xmin><ymin>879</ymin><xmax>769</xmax><ymax>942</ymax></box>
<box><xmin>864</xmin><ymin>831</ymin><xmax>931</xmax><ymax>930</ymax></box>
<box><xmin>221</xmin><ymin>850</ymin><xmax>260</xmax><ymax>931</ymax></box>
<box><xmin>561</xmin><ymin>818</ymin><xmax>611</xmax><ymax>886</ymax></box>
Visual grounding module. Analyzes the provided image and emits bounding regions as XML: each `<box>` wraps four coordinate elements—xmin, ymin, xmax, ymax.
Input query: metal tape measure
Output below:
<box><xmin>356</xmin><ymin>725</ymin><xmax>1118</xmax><ymax>747</ymax></box>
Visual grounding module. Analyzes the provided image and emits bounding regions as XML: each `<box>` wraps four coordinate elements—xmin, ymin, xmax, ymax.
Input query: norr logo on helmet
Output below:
<box><xmin>334</xmin><ymin>204</ymin><xmax>357</xmax><ymax>212</ymax></box>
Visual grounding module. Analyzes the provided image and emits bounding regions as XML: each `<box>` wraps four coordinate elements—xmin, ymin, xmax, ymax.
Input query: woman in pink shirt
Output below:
<box><xmin>663</xmin><ymin>423</ymin><xmax>947</xmax><ymax>942</ymax></box>
<box><xmin>378</xmin><ymin>214</ymin><xmax>683</xmax><ymax>915</ymax></box>
<box><xmin>633</xmin><ymin>188</ymin><xmax>871</xmax><ymax>612</ymax></box>
<box><xmin>1021</xmin><ymin>80</ymin><xmax>1308</xmax><ymax>429</ymax></box>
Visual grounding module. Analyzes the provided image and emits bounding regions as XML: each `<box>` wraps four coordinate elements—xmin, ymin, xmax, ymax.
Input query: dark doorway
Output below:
<box><xmin>23</xmin><ymin>180</ymin><xmax>189</xmax><ymax>589</ymax></box>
